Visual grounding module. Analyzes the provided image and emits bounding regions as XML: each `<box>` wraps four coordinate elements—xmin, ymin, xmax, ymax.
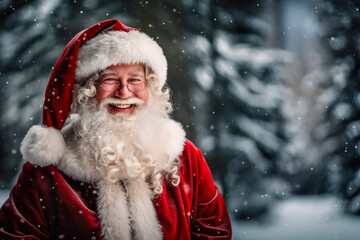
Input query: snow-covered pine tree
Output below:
<box><xmin>316</xmin><ymin>0</ymin><xmax>360</xmax><ymax>215</ymax></box>
<box><xmin>168</xmin><ymin>0</ymin><xmax>296</xmax><ymax>219</ymax></box>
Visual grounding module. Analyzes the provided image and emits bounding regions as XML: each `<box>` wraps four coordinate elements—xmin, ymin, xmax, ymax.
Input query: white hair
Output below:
<box><xmin>70</xmin><ymin>66</ymin><xmax>179</xmax><ymax>196</ymax></box>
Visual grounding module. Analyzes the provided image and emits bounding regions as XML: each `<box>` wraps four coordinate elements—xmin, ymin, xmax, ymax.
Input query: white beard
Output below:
<box><xmin>71</xmin><ymin>94</ymin><xmax>178</xmax><ymax>194</ymax></box>
<box><xmin>58</xmin><ymin>92</ymin><xmax>186</xmax><ymax>240</ymax></box>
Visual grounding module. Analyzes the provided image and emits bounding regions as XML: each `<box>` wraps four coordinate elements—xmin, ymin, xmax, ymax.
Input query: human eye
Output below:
<box><xmin>103</xmin><ymin>79</ymin><xmax>118</xmax><ymax>85</ymax></box>
<box><xmin>129</xmin><ymin>78</ymin><xmax>142</xmax><ymax>84</ymax></box>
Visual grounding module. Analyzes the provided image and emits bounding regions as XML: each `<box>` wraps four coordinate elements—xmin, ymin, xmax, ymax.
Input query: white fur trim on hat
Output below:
<box><xmin>75</xmin><ymin>31</ymin><xmax>167</xmax><ymax>88</ymax></box>
<box><xmin>20</xmin><ymin>125</ymin><xmax>65</xmax><ymax>167</ymax></box>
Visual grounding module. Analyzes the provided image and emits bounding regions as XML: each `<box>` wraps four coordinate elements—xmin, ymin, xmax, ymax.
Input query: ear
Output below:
<box><xmin>20</xmin><ymin>125</ymin><xmax>65</xmax><ymax>167</ymax></box>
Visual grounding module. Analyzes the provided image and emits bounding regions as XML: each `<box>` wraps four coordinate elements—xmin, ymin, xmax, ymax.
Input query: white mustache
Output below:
<box><xmin>100</xmin><ymin>97</ymin><xmax>145</xmax><ymax>107</ymax></box>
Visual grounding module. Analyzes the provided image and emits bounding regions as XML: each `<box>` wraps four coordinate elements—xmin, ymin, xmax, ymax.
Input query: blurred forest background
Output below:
<box><xmin>1</xmin><ymin>0</ymin><xmax>360</xmax><ymax>238</ymax></box>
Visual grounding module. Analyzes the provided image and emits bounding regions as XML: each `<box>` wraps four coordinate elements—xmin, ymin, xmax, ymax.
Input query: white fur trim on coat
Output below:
<box><xmin>97</xmin><ymin>180</ymin><xmax>132</xmax><ymax>240</ymax></box>
<box><xmin>20</xmin><ymin>125</ymin><xmax>65</xmax><ymax>167</ymax></box>
<box><xmin>75</xmin><ymin>31</ymin><xmax>167</xmax><ymax>88</ymax></box>
<box><xmin>126</xmin><ymin>180</ymin><xmax>163</xmax><ymax>240</ymax></box>
<box><xmin>97</xmin><ymin>179</ymin><xmax>163</xmax><ymax>240</ymax></box>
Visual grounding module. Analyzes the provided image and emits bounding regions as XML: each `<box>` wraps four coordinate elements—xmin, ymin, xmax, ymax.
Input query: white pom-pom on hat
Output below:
<box><xmin>20</xmin><ymin>125</ymin><xmax>65</xmax><ymax>167</ymax></box>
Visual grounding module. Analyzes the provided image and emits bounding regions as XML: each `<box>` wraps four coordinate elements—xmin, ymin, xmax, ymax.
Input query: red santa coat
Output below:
<box><xmin>0</xmin><ymin>140</ymin><xmax>232</xmax><ymax>239</ymax></box>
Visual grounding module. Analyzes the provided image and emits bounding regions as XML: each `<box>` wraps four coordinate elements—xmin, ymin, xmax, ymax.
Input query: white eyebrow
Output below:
<box><xmin>99</xmin><ymin>69</ymin><xmax>117</xmax><ymax>76</ymax></box>
<box><xmin>129</xmin><ymin>71</ymin><xmax>145</xmax><ymax>77</ymax></box>
<box><xmin>99</xmin><ymin>70</ymin><xmax>144</xmax><ymax>77</ymax></box>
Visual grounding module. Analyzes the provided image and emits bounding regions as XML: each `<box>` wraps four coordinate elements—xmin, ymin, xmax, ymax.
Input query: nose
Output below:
<box><xmin>114</xmin><ymin>85</ymin><xmax>132</xmax><ymax>98</ymax></box>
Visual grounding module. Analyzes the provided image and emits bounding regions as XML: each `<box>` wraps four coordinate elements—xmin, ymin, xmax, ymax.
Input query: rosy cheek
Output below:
<box><xmin>134</xmin><ymin>93</ymin><xmax>144</xmax><ymax>102</ymax></box>
<box><xmin>96</xmin><ymin>88</ymin><xmax>111</xmax><ymax>103</ymax></box>
<box><xmin>142</xmin><ymin>90</ymin><xmax>149</xmax><ymax>104</ymax></box>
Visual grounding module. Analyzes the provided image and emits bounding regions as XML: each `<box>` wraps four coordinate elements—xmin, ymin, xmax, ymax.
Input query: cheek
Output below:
<box><xmin>96</xmin><ymin>88</ymin><xmax>113</xmax><ymax>103</ymax></box>
<box><xmin>137</xmin><ymin>89</ymin><xmax>149</xmax><ymax>104</ymax></box>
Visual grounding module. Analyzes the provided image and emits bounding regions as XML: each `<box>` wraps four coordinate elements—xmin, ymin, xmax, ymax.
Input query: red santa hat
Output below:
<box><xmin>20</xmin><ymin>19</ymin><xmax>168</xmax><ymax>166</ymax></box>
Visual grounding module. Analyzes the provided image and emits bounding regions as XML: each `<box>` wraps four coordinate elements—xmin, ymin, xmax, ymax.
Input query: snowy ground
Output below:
<box><xmin>232</xmin><ymin>196</ymin><xmax>360</xmax><ymax>240</ymax></box>
<box><xmin>1</xmin><ymin>190</ymin><xmax>359</xmax><ymax>239</ymax></box>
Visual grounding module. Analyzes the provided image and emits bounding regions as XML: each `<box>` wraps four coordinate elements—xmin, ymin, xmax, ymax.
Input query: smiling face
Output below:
<box><xmin>96</xmin><ymin>64</ymin><xmax>149</xmax><ymax>115</ymax></box>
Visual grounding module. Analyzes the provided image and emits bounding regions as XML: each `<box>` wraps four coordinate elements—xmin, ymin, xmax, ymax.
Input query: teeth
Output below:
<box><xmin>110</xmin><ymin>104</ymin><xmax>132</xmax><ymax>109</ymax></box>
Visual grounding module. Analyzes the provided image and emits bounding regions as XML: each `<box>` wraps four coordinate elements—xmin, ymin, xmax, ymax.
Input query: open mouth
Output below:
<box><xmin>109</xmin><ymin>103</ymin><xmax>133</xmax><ymax>109</ymax></box>
<box><xmin>108</xmin><ymin>103</ymin><xmax>135</xmax><ymax>113</ymax></box>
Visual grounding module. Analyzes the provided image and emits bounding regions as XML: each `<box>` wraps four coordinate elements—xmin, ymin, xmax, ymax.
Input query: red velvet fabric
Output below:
<box><xmin>0</xmin><ymin>140</ymin><xmax>232</xmax><ymax>239</ymax></box>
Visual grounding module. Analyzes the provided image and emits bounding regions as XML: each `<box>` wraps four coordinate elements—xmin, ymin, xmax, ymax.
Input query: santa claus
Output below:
<box><xmin>0</xmin><ymin>19</ymin><xmax>232</xmax><ymax>240</ymax></box>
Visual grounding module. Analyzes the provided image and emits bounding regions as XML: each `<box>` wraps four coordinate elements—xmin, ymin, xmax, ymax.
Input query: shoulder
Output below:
<box><xmin>7</xmin><ymin>162</ymin><xmax>64</xmax><ymax>209</ymax></box>
<box><xmin>18</xmin><ymin>162</ymin><xmax>65</xmax><ymax>185</ymax></box>
<box><xmin>178</xmin><ymin>139</ymin><xmax>211</xmax><ymax>178</ymax></box>
<box><xmin>179</xmin><ymin>140</ymin><xmax>197</xmax><ymax>168</ymax></box>
<box><xmin>21</xmin><ymin>161</ymin><xmax>61</xmax><ymax>175</ymax></box>
<box><xmin>181</xmin><ymin>139</ymin><xmax>201</xmax><ymax>156</ymax></box>
<box><xmin>178</xmin><ymin>140</ymin><xmax>218</xmax><ymax>202</ymax></box>
<box><xmin>180</xmin><ymin>139</ymin><xmax>205</xmax><ymax>166</ymax></box>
